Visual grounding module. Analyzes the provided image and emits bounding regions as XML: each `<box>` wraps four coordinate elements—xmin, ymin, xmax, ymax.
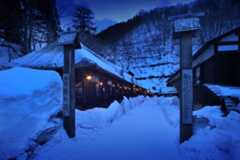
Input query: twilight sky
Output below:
<box><xmin>57</xmin><ymin>0</ymin><xmax>194</xmax><ymax>22</ymax></box>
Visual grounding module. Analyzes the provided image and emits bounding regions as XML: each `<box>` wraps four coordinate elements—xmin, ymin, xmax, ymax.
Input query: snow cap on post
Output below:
<box><xmin>170</xmin><ymin>12</ymin><xmax>204</xmax><ymax>38</ymax></box>
<box><xmin>58</xmin><ymin>31</ymin><xmax>81</xmax><ymax>49</ymax></box>
<box><xmin>174</xmin><ymin>18</ymin><xmax>200</xmax><ymax>33</ymax></box>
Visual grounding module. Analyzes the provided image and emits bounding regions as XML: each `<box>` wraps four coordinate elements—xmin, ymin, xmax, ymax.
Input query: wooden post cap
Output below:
<box><xmin>58</xmin><ymin>31</ymin><xmax>81</xmax><ymax>49</ymax></box>
<box><xmin>169</xmin><ymin>12</ymin><xmax>204</xmax><ymax>38</ymax></box>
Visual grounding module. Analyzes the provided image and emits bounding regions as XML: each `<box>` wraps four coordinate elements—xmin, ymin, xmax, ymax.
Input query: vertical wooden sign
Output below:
<box><xmin>63</xmin><ymin>45</ymin><xmax>76</xmax><ymax>138</ymax></box>
<box><xmin>59</xmin><ymin>31</ymin><xmax>80</xmax><ymax>138</ymax></box>
<box><xmin>180</xmin><ymin>32</ymin><xmax>193</xmax><ymax>143</ymax></box>
<box><xmin>170</xmin><ymin>14</ymin><xmax>202</xmax><ymax>143</ymax></box>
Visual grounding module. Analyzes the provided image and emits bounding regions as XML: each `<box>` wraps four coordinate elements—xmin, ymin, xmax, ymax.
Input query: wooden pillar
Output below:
<box><xmin>63</xmin><ymin>44</ymin><xmax>76</xmax><ymax>138</ymax></box>
<box><xmin>238</xmin><ymin>32</ymin><xmax>240</xmax><ymax>52</ymax></box>
<box><xmin>180</xmin><ymin>32</ymin><xmax>193</xmax><ymax>143</ymax></box>
<box><xmin>59</xmin><ymin>31</ymin><xmax>80</xmax><ymax>138</ymax></box>
<box><xmin>169</xmin><ymin>13</ymin><xmax>203</xmax><ymax>143</ymax></box>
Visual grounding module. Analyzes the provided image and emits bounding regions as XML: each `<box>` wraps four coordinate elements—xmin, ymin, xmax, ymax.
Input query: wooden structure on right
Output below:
<box><xmin>168</xmin><ymin>26</ymin><xmax>240</xmax><ymax>112</ymax></box>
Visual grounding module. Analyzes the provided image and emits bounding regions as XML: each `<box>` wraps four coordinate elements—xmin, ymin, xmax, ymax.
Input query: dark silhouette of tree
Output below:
<box><xmin>22</xmin><ymin>0</ymin><xmax>60</xmax><ymax>52</ymax></box>
<box><xmin>73</xmin><ymin>6</ymin><xmax>96</xmax><ymax>34</ymax></box>
<box><xmin>0</xmin><ymin>0</ymin><xmax>23</xmax><ymax>44</ymax></box>
<box><xmin>98</xmin><ymin>16</ymin><xmax>142</xmax><ymax>43</ymax></box>
<box><xmin>37</xmin><ymin>0</ymin><xmax>60</xmax><ymax>44</ymax></box>
<box><xmin>0</xmin><ymin>0</ymin><xmax>60</xmax><ymax>54</ymax></box>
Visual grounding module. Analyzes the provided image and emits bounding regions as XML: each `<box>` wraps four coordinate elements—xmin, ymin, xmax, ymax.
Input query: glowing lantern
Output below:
<box><xmin>86</xmin><ymin>75</ymin><xmax>92</xmax><ymax>81</ymax></box>
<box><xmin>107</xmin><ymin>81</ymin><xmax>112</xmax><ymax>85</ymax></box>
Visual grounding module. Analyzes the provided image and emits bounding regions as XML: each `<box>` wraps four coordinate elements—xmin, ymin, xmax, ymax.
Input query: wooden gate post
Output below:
<box><xmin>179</xmin><ymin>31</ymin><xmax>193</xmax><ymax>143</ymax></box>
<box><xmin>170</xmin><ymin>13</ymin><xmax>203</xmax><ymax>143</ymax></box>
<box><xmin>63</xmin><ymin>44</ymin><xmax>76</xmax><ymax>138</ymax></box>
<box><xmin>59</xmin><ymin>32</ymin><xmax>81</xmax><ymax>138</ymax></box>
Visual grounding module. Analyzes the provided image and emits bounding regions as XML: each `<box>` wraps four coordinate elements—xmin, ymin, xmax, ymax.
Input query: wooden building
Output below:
<box><xmin>12</xmin><ymin>32</ymin><xmax>153</xmax><ymax>110</ymax></box>
<box><xmin>167</xmin><ymin>26</ymin><xmax>240</xmax><ymax>111</ymax></box>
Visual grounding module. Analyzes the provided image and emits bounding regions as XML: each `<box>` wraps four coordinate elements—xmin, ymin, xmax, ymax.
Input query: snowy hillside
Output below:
<box><xmin>0</xmin><ymin>67</ymin><xmax>63</xmax><ymax>159</ymax></box>
<box><xmin>100</xmin><ymin>15</ymin><xmax>202</xmax><ymax>94</ymax></box>
<box><xmin>98</xmin><ymin>0</ymin><xmax>240</xmax><ymax>93</ymax></box>
<box><xmin>104</xmin><ymin>21</ymin><xmax>181</xmax><ymax>93</ymax></box>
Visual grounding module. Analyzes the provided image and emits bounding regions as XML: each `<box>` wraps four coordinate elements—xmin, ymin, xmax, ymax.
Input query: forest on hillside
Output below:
<box><xmin>99</xmin><ymin>0</ymin><xmax>240</xmax><ymax>44</ymax></box>
<box><xmin>96</xmin><ymin>0</ymin><xmax>240</xmax><ymax>93</ymax></box>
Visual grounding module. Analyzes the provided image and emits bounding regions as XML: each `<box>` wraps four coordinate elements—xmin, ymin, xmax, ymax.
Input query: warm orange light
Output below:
<box><xmin>86</xmin><ymin>75</ymin><xmax>92</xmax><ymax>81</ymax></box>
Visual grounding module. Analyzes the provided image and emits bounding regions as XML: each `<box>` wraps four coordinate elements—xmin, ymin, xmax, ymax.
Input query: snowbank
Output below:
<box><xmin>181</xmin><ymin>107</ymin><xmax>240</xmax><ymax>160</ymax></box>
<box><xmin>0</xmin><ymin>67</ymin><xmax>63</xmax><ymax>159</ymax></box>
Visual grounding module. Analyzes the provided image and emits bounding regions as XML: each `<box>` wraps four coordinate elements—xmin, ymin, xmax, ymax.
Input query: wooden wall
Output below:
<box><xmin>74</xmin><ymin>67</ymin><xmax>152</xmax><ymax>110</ymax></box>
<box><xmin>197</xmin><ymin>52</ymin><xmax>240</xmax><ymax>86</ymax></box>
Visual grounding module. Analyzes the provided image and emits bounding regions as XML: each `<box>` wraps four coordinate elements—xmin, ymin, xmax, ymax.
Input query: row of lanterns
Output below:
<box><xmin>85</xmin><ymin>74</ymin><xmax>152</xmax><ymax>95</ymax></box>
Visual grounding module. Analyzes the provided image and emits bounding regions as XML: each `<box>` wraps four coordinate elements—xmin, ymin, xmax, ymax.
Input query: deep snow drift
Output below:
<box><xmin>0</xmin><ymin>67</ymin><xmax>63</xmax><ymax>159</ymax></box>
<box><xmin>35</xmin><ymin>96</ymin><xmax>240</xmax><ymax>160</ymax></box>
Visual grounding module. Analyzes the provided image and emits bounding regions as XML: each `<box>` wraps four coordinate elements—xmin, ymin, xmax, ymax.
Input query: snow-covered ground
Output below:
<box><xmin>1</xmin><ymin>68</ymin><xmax>239</xmax><ymax>160</ymax></box>
<box><xmin>0</xmin><ymin>67</ymin><xmax>63</xmax><ymax>159</ymax></box>
<box><xmin>35</xmin><ymin>96</ymin><xmax>240</xmax><ymax>160</ymax></box>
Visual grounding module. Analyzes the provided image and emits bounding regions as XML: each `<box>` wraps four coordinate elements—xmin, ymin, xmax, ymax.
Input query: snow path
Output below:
<box><xmin>35</xmin><ymin>97</ymin><xmax>240</xmax><ymax>160</ymax></box>
<box><xmin>35</xmin><ymin>97</ymin><xmax>180</xmax><ymax>160</ymax></box>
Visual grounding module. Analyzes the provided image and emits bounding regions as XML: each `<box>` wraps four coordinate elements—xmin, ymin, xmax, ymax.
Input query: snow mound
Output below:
<box><xmin>0</xmin><ymin>67</ymin><xmax>63</xmax><ymax>159</ymax></box>
<box><xmin>0</xmin><ymin>67</ymin><xmax>62</xmax><ymax>97</ymax></box>
<box><xmin>182</xmin><ymin>107</ymin><xmax>240</xmax><ymax>160</ymax></box>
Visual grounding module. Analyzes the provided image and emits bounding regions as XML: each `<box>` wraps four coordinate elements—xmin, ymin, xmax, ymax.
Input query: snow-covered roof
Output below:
<box><xmin>12</xmin><ymin>42</ymin><xmax>134</xmax><ymax>83</ymax></box>
<box><xmin>205</xmin><ymin>84</ymin><xmax>240</xmax><ymax>99</ymax></box>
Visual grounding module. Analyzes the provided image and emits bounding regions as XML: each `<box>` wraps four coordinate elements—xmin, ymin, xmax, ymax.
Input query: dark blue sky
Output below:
<box><xmin>57</xmin><ymin>0</ymin><xmax>194</xmax><ymax>22</ymax></box>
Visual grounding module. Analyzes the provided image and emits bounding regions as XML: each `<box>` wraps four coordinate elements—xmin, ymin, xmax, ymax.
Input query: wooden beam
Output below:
<box><xmin>216</xmin><ymin>42</ymin><xmax>239</xmax><ymax>53</ymax></box>
<box><xmin>217</xmin><ymin>41</ymin><xmax>240</xmax><ymax>45</ymax></box>
<box><xmin>238</xmin><ymin>33</ymin><xmax>240</xmax><ymax>52</ymax></box>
